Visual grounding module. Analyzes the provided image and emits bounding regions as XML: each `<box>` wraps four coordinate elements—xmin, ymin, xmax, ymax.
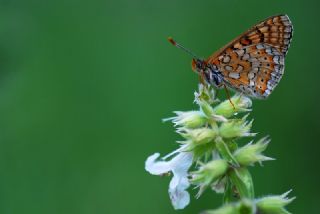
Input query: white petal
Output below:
<box><xmin>145</xmin><ymin>153</ymin><xmax>172</xmax><ymax>175</ymax></box>
<box><xmin>170</xmin><ymin>152</ymin><xmax>193</xmax><ymax>175</ymax></box>
<box><xmin>169</xmin><ymin>152</ymin><xmax>193</xmax><ymax>209</ymax></box>
<box><xmin>145</xmin><ymin>152</ymin><xmax>193</xmax><ymax>210</ymax></box>
<box><xmin>162</xmin><ymin>145</ymin><xmax>186</xmax><ymax>160</ymax></box>
<box><xmin>169</xmin><ymin>175</ymin><xmax>190</xmax><ymax>209</ymax></box>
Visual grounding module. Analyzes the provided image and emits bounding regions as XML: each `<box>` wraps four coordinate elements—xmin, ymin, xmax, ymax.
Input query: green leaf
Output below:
<box><xmin>229</xmin><ymin>168</ymin><xmax>254</xmax><ymax>199</ymax></box>
<box><xmin>223</xmin><ymin>178</ymin><xmax>234</xmax><ymax>204</ymax></box>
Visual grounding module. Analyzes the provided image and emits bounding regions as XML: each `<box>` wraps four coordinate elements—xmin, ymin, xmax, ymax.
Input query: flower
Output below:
<box><xmin>145</xmin><ymin>151</ymin><xmax>193</xmax><ymax>209</ymax></box>
<box><xmin>145</xmin><ymin>83</ymin><xmax>295</xmax><ymax>213</ymax></box>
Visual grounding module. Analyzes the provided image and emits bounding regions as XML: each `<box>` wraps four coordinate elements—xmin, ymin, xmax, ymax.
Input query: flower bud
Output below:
<box><xmin>213</xmin><ymin>95</ymin><xmax>252</xmax><ymax>118</ymax></box>
<box><xmin>195</xmin><ymin>84</ymin><xmax>217</xmax><ymax>104</ymax></box>
<box><xmin>195</xmin><ymin>84</ymin><xmax>217</xmax><ymax>118</ymax></box>
<box><xmin>219</xmin><ymin>115</ymin><xmax>255</xmax><ymax>139</ymax></box>
<box><xmin>256</xmin><ymin>190</ymin><xmax>295</xmax><ymax>214</ymax></box>
<box><xmin>234</xmin><ymin>137</ymin><xmax>274</xmax><ymax>166</ymax></box>
<box><xmin>203</xmin><ymin>199</ymin><xmax>254</xmax><ymax>214</ymax></box>
<box><xmin>197</xmin><ymin>99</ymin><xmax>215</xmax><ymax>118</ymax></box>
<box><xmin>202</xmin><ymin>204</ymin><xmax>236</xmax><ymax>214</ymax></box>
<box><xmin>191</xmin><ymin>159</ymin><xmax>228</xmax><ymax>196</ymax></box>
<box><xmin>178</xmin><ymin>127</ymin><xmax>217</xmax><ymax>146</ymax></box>
<box><xmin>164</xmin><ymin>111</ymin><xmax>207</xmax><ymax>129</ymax></box>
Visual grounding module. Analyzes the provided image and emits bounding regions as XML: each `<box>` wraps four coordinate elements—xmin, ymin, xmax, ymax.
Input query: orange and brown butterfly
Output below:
<box><xmin>168</xmin><ymin>14</ymin><xmax>293</xmax><ymax>99</ymax></box>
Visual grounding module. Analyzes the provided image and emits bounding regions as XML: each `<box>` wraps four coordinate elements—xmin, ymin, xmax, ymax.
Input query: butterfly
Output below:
<box><xmin>168</xmin><ymin>14</ymin><xmax>293</xmax><ymax>99</ymax></box>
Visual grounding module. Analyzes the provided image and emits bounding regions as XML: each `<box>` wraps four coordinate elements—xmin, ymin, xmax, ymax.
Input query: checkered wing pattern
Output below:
<box><xmin>206</xmin><ymin>14</ymin><xmax>293</xmax><ymax>98</ymax></box>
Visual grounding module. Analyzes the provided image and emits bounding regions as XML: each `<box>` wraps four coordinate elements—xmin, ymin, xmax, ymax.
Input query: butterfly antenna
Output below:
<box><xmin>168</xmin><ymin>37</ymin><xmax>200</xmax><ymax>59</ymax></box>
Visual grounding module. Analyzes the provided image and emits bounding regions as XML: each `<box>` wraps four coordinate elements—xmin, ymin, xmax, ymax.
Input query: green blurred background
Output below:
<box><xmin>0</xmin><ymin>0</ymin><xmax>318</xmax><ymax>213</ymax></box>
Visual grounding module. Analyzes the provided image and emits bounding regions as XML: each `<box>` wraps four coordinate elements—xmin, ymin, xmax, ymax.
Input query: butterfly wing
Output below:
<box><xmin>206</xmin><ymin>14</ymin><xmax>293</xmax><ymax>98</ymax></box>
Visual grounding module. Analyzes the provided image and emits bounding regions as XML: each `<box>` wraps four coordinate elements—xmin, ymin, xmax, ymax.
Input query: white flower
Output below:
<box><xmin>145</xmin><ymin>151</ymin><xmax>193</xmax><ymax>209</ymax></box>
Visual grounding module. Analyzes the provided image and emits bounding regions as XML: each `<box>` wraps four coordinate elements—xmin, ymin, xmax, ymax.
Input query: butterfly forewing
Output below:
<box><xmin>206</xmin><ymin>14</ymin><xmax>293</xmax><ymax>98</ymax></box>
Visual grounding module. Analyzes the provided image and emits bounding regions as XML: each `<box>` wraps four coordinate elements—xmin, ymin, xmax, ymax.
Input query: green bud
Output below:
<box><xmin>256</xmin><ymin>191</ymin><xmax>295</xmax><ymax>214</ymax></box>
<box><xmin>195</xmin><ymin>84</ymin><xmax>216</xmax><ymax>118</ymax></box>
<box><xmin>203</xmin><ymin>192</ymin><xmax>295</xmax><ymax>214</ymax></box>
<box><xmin>237</xmin><ymin>199</ymin><xmax>255</xmax><ymax>214</ymax></box>
<box><xmin>198</xmin><ymin>99</ymin><xmax>215</xmax><ymax>118</ymax></box>
<box><xmin>202</xmin><ymin>199</ymin><xmax>254</xmax><ymax>214</ymax></box>
<box><xmin>164</xmin><ymin>111</ymin><xmax>207</xmax><ymax>129</ymax></box>
<box><xmin>234</xmin><ymin>137</ymin><xmax>274</xmax><ymax>166</ymax></box>
<box><xmin>195</xmin><ymin>84</ymin><xmax>217</xmax><ymax>104</ymax></box>
<box><xmin>219</xmin><ymin>115</ymin><xmax>255</xmax><ymax>139</ymax></box>
<box><xmin>213</xmin><ymin>94</ymin><xmax>252</xmax><ymax>118</ymax></box>
<box><xmin>202</xmin><ymin>204</ymin><xmax>237</xmax><ymax>214</ymax></box>
<box><xmin>178</xmin><ymin>127</ymin><xmax>217</xmax><ymax>145</ymax></box>
<box><xmin>191</xmin><ymin>159</ymin><xmax>229</xmax><ymax>196</ymax></box>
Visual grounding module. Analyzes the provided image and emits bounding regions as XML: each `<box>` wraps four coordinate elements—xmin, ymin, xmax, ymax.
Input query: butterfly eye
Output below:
<box><xmin>197</xmin><ymin>62</ymin><xmax>203</xmax><ymax>69</ymax></box>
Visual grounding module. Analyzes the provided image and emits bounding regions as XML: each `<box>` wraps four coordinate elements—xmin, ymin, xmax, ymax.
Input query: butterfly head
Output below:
<box><xmin>192</xmin><ymin>59</ymin><xmax>224</xmax><ymax>88</ymax></box>
<box><xmin>191</xmin><ymin>58</ymin><xmax>206</xmax><ymax>73</ymax></box>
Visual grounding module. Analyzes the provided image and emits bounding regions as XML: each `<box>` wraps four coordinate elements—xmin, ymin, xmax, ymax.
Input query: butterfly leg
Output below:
<box><xmin>223</xmin><ymin>84</ymin><xmax>235</xmax><ymax>109</ymax></box>
<box><xmin>239</xmin><ymin>92</ymin><xmax>244</xmax><ymax>99</ymax></box>
<box><xmin>199</xmin><ymin>71</ymin><xmax>206</xmax><ymax>86</ymax></box>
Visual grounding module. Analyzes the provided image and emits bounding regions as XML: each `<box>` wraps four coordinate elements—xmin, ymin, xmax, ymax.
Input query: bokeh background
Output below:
<box><xmin>0</xmin><ymin>0</ymin><xmax>318</xmax><ymax>213</ymax></box>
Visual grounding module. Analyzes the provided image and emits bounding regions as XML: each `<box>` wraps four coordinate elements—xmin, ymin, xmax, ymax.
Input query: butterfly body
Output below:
<box><xmin>192</xmin><ymin>59</ymin><xmax>224</xmax><ymax>88</ymax></box>
<box><xmin>172</xmin><ymin>14</ymin><xmax>293</xmax><ymax>99</ymax></box>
